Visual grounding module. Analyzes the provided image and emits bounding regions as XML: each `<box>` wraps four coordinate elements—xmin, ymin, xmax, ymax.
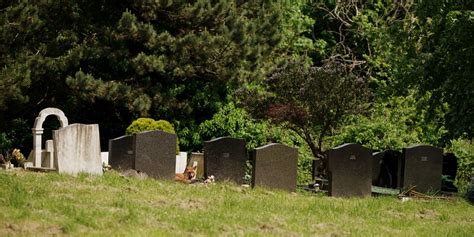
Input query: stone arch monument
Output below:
<box><xmin>32</xmin><ymin>108</ymin><xmax>68</xmax><ymax>167</ymax></box>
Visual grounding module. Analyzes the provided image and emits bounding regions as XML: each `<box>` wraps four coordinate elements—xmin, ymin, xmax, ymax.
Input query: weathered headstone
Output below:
<box><xmin>327</xmin><ymin>143</ymin><xmax>372</xmax><ymax>197</ymax></box>
<box><xmin>401</xmin><ymin>145</ymin><xmax>443</xmax><ymax>193</ymax></box>
<box><xmin>252</xmin><ymin>143</ymin><xmax>298</xmax><ymax>192</ymax></box>
<box><xmin>203</xmin><ymin>137</ymin><xmax>247</xmax><ymax>184</ymax></box>
<box><xmin>372</xmin><ymin>150</ymin><xmax>402</xmax><ymax>189</ymax></box>
<box><xmin>133</xmin><ymin>131</ymin><xmax>177</xmax><ymax>180</ymax></box>
<box><xmin>53</xmin><ymin>123</ymin><xmax>102</xmax><ymax>175</ymax></box>
<box><xmin>108</xmin><ymin>135</ymin><xmax>134</xmax><ymax>170</ymax></box>
<box><xmin>189</xmin><ymin>152</ymin><xmax>205</xmax><ymax>178</ymax></box>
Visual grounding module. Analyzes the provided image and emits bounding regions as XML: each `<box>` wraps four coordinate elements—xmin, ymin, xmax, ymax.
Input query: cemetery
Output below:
<box><xmin>1</xmin><ymin>107</ymin><xmax>473</xmax><ymax>235</ymax></box>
<box><xmin>1</xmin><ymin>1</ymin><xmax>473</xmax><ymax>235</ymax></box>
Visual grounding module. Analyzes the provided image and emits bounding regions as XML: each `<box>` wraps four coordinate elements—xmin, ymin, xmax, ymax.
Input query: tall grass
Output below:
<box><xmin>0</xmin><ymin>170</ymin><xmax>472</xmax><ymax>236</ymax></box>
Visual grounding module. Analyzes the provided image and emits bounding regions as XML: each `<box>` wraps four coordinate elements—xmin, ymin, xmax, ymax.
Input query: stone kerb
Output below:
<box><xmin>31</xmin><ymin>108</ymin><xmax>69</xmax><ymax>168</ymax></box>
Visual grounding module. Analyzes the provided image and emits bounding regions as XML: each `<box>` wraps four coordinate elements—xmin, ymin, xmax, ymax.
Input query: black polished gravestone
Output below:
<box><xmin>108</xmin><ymin>135</ymin><xmax>134</xmax><ymax>170</ymax></box>
<box><xmin>252</xmin><ymin>143</ymin><xmax>298</xmax><ymax>192</ymax></box>
<box><xmin>372</xmin><ymin>150</ymin><xmax>402</xmax><ymax>189</ymax></box>
<box><xmin>401</xmin><ymin>145</ymin><xmax>443</xmax><ymax>193</ymax></box>
<box><xmin>134</xmin><ymin>131</ymin><xmax>177</xmax><ymax>180</ymax></box>
<box><xmin>203</xmin><ymin>137</ymin><xmax>247</xmax><ymax>184</ymax></box>
<box><xmin>108</xmin><ymin>131</ymin><xmax>177</xmax><ymax>180</ymax></box>
<box><xmin>327</xmin><ymin>143</ymin><xmax>372</xmax><ymax>197</ymax></box>
<box><xmin>442</xmin><ymin>152</ymin><xmax>458</xmax><ymax>192</ymax></box>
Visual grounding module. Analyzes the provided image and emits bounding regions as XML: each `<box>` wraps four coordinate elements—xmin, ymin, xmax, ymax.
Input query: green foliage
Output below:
<box><xmin>242</xmin><ymin>60</ymin><xmax>369</xmax><ymax>167</ymax></box>
<box><xmin>331</xmin><ymin>92</ymin><xmax>447</xmax><ymax>151</ymax></box>
<box><xmin>198</xmin><ymin>102</ymin><xmax>314</xmax><ymax>183</ymax></box>
<box><xmin>126</xmin><ymin>118</ymin><xmax>179</xmax><ymax>154</ymax></box>
<box><xmin>448</xmin><ymin>138</ymin><xmax>474</xmax><ymax>193</ymax></box>
<box><xmin>198</xmin><ymin>103</ymin><xmax>269</xmax><ymax>151</ymax></box>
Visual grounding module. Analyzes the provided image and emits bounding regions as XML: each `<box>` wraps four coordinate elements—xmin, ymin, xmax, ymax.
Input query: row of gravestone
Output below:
<box><xmin>109</xmin><ymin>135</ymin><xmax>298</xmax><ymax>192</ymax></box>
<box><xmin>109</xmin><ymin>132</ymin><xmax>452</xmax><ymax>197</ymax></box>
<box><xmin>320</xmin><ymin>143</ymin><xmax>451</xmax><ymax>197</ymax></box>
<box><xmin>28</xmin><ymin>108</ymin><xmax>451</xmax><ymax>197</ymax></box>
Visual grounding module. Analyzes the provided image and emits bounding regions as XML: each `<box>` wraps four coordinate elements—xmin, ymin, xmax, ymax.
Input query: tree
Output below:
<box><xmin>0</xmin><ymin>0</ymin><xmax>293</xmax><ymax>150</ymax></box>
<box><xmin>241</xmin><ymin>60</ymin><xmax>369</xmax><ymax>174</ymax></box>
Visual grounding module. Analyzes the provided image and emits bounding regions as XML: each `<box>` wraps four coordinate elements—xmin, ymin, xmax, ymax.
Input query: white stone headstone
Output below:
<box><xmin>101</xmin><ymin>152</ymin><xmax>109</xmax><ymax>165</ymax></box>
<box><xmin>175</xmin><ymin>152</ymin><xmax>187</xmax><ymax>174</ymax></box>
<box><xmin>53</xmin><ymin>123</ymin><xmax>102</xmax><ymax>175</ymax></box>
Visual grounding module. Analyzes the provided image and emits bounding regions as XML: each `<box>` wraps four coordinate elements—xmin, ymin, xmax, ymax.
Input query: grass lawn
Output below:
<box><xmin>0</xmin><ymin>169</ymin><xmax>473</xmax><ymax>236</ymax></box>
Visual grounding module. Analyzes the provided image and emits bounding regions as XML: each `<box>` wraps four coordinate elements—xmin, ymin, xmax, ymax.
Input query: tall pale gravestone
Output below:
<box><xmin>176</xmin><ymin>152</ymin><xmax>188</xmax><ymax>174</ymax></box>
<box><xmin>327</xmin><ymin>143</ymin><xmax>372</xmax><ymax>197</ymax></box>
<box><xmin>203</xmin><ymin>137</ymin><xmax>247</xmax><ymax>184</ymax></box>
<box><xmin>252</xmin><ymin>143</ymin><xmax>298</xmax><ymax>192</ymax></box>
<box><xmin>401</xmin><ymin>145</ymin><xmax>443</xmax><ymax>193</ymax></box>
<box><xmin>108</xmin><ymin>131</ymin><xmax>177</xmax><ymax>180</ymax></box>
<box><xmin>53</xmin><ymin>124</ymin><xmax>103</xmax><ymax>175</ymax></box>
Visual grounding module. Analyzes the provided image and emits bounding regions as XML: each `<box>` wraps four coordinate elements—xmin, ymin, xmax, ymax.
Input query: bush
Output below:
<box><xmin>126</xmin><ymin>118</ymin><xmax>179</xmax><ymax>154</ymax></box>
<box><xmin>198</xmin><ymin>102</ymin><xmax>314</xmax><ymax>184</ymax></box>
<box><xmin>448</xmin><ymin>137</ymin><xmax>474</xmax><ymax>193</ymax></box>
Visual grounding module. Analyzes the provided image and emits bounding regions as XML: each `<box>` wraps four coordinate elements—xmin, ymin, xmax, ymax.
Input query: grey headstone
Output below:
<box><xmin>252</xmin><ymin>143</ymin><xmax>298</xmax><ymax>192</ymax></box>
<box><xmin>108</xmin><ymin>135</ymin><xmax>134</xmax><ymax>170</ymax></box>
<box><xmin>53</xmin><ymin>124</ymin><xmax>102</xmax><ymax>175</ymax></box>
<box><xmin>401</xmin><ymin>145</ymin><xmax>443</xmax><ymax>193</ymax></box>
<box><xmin>327</xmin><ymin>143</ymin><xmax>372</xmax><ymax>197</ymax></box>
<box><xmin>203</xmin><ymin>137</ymin><xmax>247</xmax><ymax>184</ymax></box>
<box><xmin>372</xmin><ymin>150</ymin><xmax>402</xmax><ymax>189</ymax></box>
<box><xmin>133</xmin><ymin>130</ymin><xmax>177</xmax><ymax>180</ymax></box>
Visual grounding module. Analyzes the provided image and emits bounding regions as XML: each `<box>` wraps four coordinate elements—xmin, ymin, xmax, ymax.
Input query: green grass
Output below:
<box><xmin>0</xmin><ymin>170</ymin><xmax>473</xmax><ymax>236</ymax></box>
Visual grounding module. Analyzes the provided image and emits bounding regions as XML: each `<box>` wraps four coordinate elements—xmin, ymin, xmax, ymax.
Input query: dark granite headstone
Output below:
<box><xmin>442</xmin><ymin>152</ymin><xmax>458</xmax><ymax>192</ymax></box>
<box><xmin>134</xmin><ymin>131</ymin><xmax>176</xmax><ymax>180</ymax></box>
<box><xmin>327</xmin><ymin>143</ymin><xmax>372</xmax><ymax>197</ymax></box>
<box><xmin>401</xmin><ymin>145</ymin><xmax>443</xmax><ymax>193</ymax></box>
<box><xmin>372</xmin><ymin>150</ymin><xmax>402</xmax><ymax>189</ymax></box>
<box><xmin>252</xmin><ymin>143</ymin><xmax>298</xmax><ymax>192</ymax></box>
<box><xmin>108</xmin><ymin>135</ymin><xmax>134</xmax><ymax>170</ymax></box>
<box><xmin>108</xmin><ymin>131</ymin><xmax>177</xmax><ymax>180</ymax></box>
<box><xmin>203</xmin><ymin>137</ymin><xmax>247</xmax><ymax>184</ymax></box>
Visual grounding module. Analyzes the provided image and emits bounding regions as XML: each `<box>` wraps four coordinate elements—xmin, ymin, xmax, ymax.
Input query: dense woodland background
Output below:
<box><xmin>0</xmin><ymin>1</ymin><xmax>472</xmax><ymax>187</ymax></box>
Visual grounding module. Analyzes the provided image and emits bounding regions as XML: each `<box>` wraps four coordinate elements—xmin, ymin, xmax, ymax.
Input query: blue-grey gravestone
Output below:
<box><xmin>327</xmin><ymin>143</ymin><xmax>372</xmax><ymax>197</ymax></box>
<box><xmin>401</xmin><ymin>145</ymin><xmax>443</xmax><ymax>193</ymax></box>
<box><xmin>203</xmin><ymin>137</ymin><xmax>246</xmax><ymax>184</ymax></box>
<box><xmin>252</xmin><ymin>143</ymin><xmax>298</xmax><ymax>192</ymax></box>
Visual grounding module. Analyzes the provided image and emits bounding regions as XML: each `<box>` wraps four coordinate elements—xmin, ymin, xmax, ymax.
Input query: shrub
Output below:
<box><xmin>448</xmin><ymin>137</ymin><xmax>474</xmax><ymax>193</ymax></box>
<box><xmin>126</xmin><ymin>118</ymin><xmax>179</xmax><ymax>154</ymax></box>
